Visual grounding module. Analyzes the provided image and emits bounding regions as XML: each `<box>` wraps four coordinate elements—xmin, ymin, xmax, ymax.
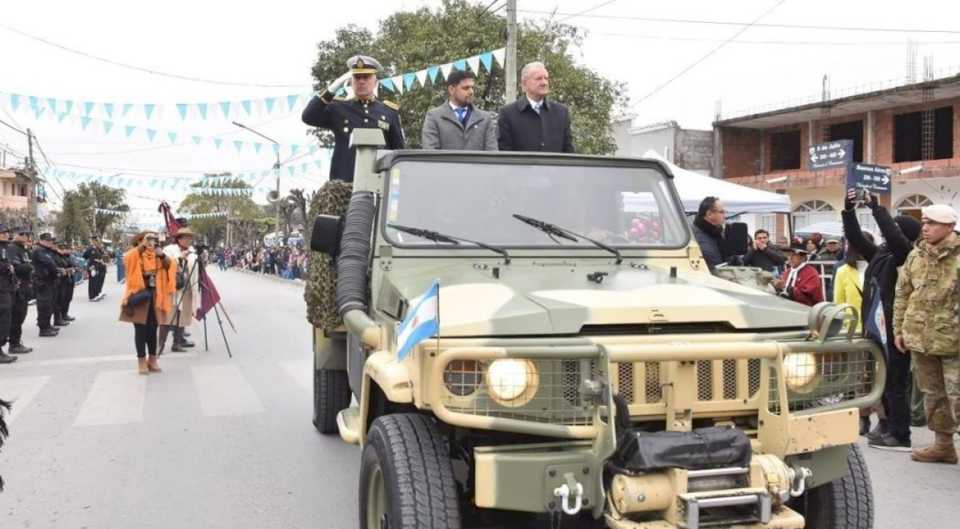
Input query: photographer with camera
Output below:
<box><xmin>160</xmin><ymin>228</ymin><xmax>198</xmax><ymax>353</ymax></box>
<box><xmin>771</xmin><ymin>245</ymin><xmax>824</xmax><ymax>306</ymax></box>
<box><xmin>120</xmin><ymin>231</ymin><xmax>176</xmax><ymax>375</ymax></box>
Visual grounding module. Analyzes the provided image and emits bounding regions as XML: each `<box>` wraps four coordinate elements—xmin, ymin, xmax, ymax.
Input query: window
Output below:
<box><xmin>825</xmin><ymin>120</ymin><xmax>864</xmax><ymax>163</ymax></box>
<box><xmin>894</xmin><ymin>106</ymin><xmax>954</xmax><ymax>162</ymax></box>
<box><xmin>896</xmin><ymin>194</ymin><xmax>933</xmax><ymax>220</ymax></box>
<box><xmin>770</xmin><ymin>130</ymin><xmax>801</xmax><ymax>171</ymax></box>
<box><xmin>793</xmin><ymin>200</ymin><xmax>836</xmax><ymax>230</ymax></box>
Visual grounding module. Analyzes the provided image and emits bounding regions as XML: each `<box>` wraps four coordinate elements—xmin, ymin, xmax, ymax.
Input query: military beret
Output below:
<box><xmin>922</xmin><ymin>204</ymin><xmax>959</xmax><ymax>224</ymax></box>
<box><xmin>347</xmin><ymin>55</ymin><xmax>382</xmax><ymax>75</ymax></box>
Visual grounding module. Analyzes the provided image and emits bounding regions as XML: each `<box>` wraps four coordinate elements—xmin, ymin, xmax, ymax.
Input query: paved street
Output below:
<box><xmin>0</xmin><ymin>269</ymin><xmax>957</xmax><ymax>529</ymax></box>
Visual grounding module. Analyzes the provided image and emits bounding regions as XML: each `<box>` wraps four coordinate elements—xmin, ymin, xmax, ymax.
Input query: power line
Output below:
<box><xmin>558</xmin><ymin>0</ymin><xmax>618</xmax><ymax>23</ymax></box>
<box><xmin>631</xmin><ymin>0</ymin><xmax>789</xmax><ymax>109</ymax></box>
<box><xmin>519</xmin><ymin>9</ymin><xmax>960</xmax><ymax>35</ymax></box>
<box><xmin>0</xmin><ymin>116</ymin><xmax>27</xmax><ymax>136</ymax></box>
<box><xmin>591</xmin><ymin>33</ymin><xmax>960</xmax><ymax>47</ymax></box>
<box><xmin>0</xmin><ymin>22</ymin><xmax>310</xmax><ymax>88</ymax></box>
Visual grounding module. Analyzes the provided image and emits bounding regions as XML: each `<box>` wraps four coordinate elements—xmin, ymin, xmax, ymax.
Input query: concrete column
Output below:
<box><xmin>866</xmin><ymin>111</ymin><xmax>876</xmax><ymax>163</ymax></box>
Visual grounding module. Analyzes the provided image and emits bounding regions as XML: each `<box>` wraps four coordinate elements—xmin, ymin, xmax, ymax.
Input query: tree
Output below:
<box><xmin>307</xmin><ymin>0</ymin><xmax>628</xmax><ymax>154</ymax></box>
<box><xmin>178</xmin><ymin>174</ymin><xmax>263</xmax><ymax>247</ymax></box>
<box><xmin>54</xmin><ymin>183</ymin><xmax>128</xmax><ymax>244</ymax></box>
<box><xmin>288</xmin><ymin>188</ymin><xmax>312</xmax><ymax>237</ymax></box>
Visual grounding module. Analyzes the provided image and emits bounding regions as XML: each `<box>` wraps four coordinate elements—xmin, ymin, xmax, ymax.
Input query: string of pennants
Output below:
<box><xmin>198</xmin><ymin>188</ymin><xmax>253</xmax><ymax>197</ymax></box>
<box><xmin>0</xmin><ymin>48</ymin><xmax>504</xmax><ymax>123</ymax></box>
<box><xmin>182</xmin><ymin>211</ymin><xmax>228</xmax><ymax>219</ymax></box>
<box><xmin>94</xmin><ymin>208</ymin><xmax>128</xmax><ymax>216</ymax></box>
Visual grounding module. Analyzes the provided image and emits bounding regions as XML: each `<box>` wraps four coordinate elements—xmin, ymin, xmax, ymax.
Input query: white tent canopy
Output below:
<box><xmin>643</xmin><ymin>150</ymin><xmax>792</xmax><ymax>214</ymax></box>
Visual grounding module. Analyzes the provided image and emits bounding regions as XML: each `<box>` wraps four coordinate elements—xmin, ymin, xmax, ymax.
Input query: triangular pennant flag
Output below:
<box><xmin>214</xmin><ymin>138</ymin><xmax>223</xmax><ymax>150</ymax></box>
<box><xmin>427</xmin><ymin>66</ymin><xmax>440</xmax><ymax>82</ymax></box>
<box><xmin>80</xmin><ymin>116</ymin><xmax>92</xmax><ymax>130</ymax></box>
<box><xmin>467</xmin><ymin>55</ymin><xmax>481</xmax><ymax>73</ymax></box>
<box><xmin>103</xmin><ymin>121</ymin><xmax>113</xmax><ymax>135</ymax></box>
<box><xmin>122</xmin><ymin>103</ymin><xmax>133</xmax><ymax>116</ymax></box>
<box><xmin>439</xmin><ymin>63</ymin><xmax>454</xmax><ymax>80</ymax></box>
<box><xmin>254</xmin><ymin>142</ymin><xmax>263</xmax><ymax>153</ymax></box>
<box><xmin>403</xmin><ymin>72</ymin><xmax>416</xmax><ymax>90</ymax></box>
<box><xmin>9</xmin><ymin>94</ymin><xmax>20</xmax><ymax>112</ymax></box>
<box><xmin>219</xmin><ymin>101</ymin><xmax>231</xmax><ymax>118</ymax></box>
<box><xmin>380</xmin><ymin>78</ymin><xmax>396</xmax><ymax>93</ymax></box>
<box><xmin>390</xmin><ymin>75</ymin><xmax>404</xmax><ymax>94</ymax></box>
<box><xmin>264</xmin><ymin>97</ymin><xmax>277</xmax><ymax>114</ymax></box>
<box><xmin>492</xmin><ymin>48</ymin><xmax>505</xmax><ymax>68</ymax></box>
<box><xmin>301</xmin><ymin>162</ymin><xmax>308</xmax><ymax>173</ymax></box>
<box><xmin>146</xmin><ymin>128</ymin><xmax>157</xmax><ymax>142</ymax></box>
<box><xmin>168</xmin><ymin>132</ymin><xmax>178</xmax><ymax>144</ymax></box>
<box><xmin>33</xmin><ymin>106</ymin><xmax>44</xmax><ymax>120</ymax></box>
<box><xmin>103</xmin><ymin>102</ymin><xmax>114</xmax><ymax>118</ymax></box>
<box><xmin>290</xmin><ymin>144</ymin><xmax>299</xmax><ymax>156</ymax></box>
<box><xmin>415</xmin><ymin>69</ymin><xmax>428</xmax><ymax>86</ymax></box>
<box><xmin>58</xmin><ymin>112</ymin><xmax>69</xmax><ymax>123</ymax></box>
<box><xmin>46</xmin><ymin>98</ymin><xmax>58</xmax><ymax>114</ymax></box>
<box><xmin>197</xmin><ymin>103</ymin><xmax>208</xmax><ymax>120</ymax></box>
<box><xmin>192</xmin><ymin>136</ymin><xmax>202</xmax><ymax>145</ymax></box>
<box><xmin>288</xmin><ymin>166</ymin><xmax>295</xmax><ymax>176</ymax></box>
<box><xmin>176</xmin><ymin>104</ymin><xmax>189</xmax><ymax>120</ymax></box>
<box><xmin>479</xmin><ymin>52</ymin><xmax>493</xmax><ymax>72</ymax></box>
<box><xmin>64</xmin><ymin>99</ymin><xmax>74</xmax><ymax>115</ymax></box>
<box><xmin>286</xmin><ymin>94</ymin><xmax>299</xmax><ymax>111</ymax></box>
<box><xmin>241</xmin><ymin>100</ymin><xmax>253</xmax><ymax>115</ymax></box>
<box><xmin>125</xmin><ymin>126</ymin><xmax>136</xmax><ymax>138</ymax></box>
<box><xmin>233</xmin><ymin>140</ymin><xmax>244</xmax><ymax>153</ymax></box>
<box><xmin>83</xmin><ymin>101</ymin><xmax>95</xmax><ymax>116</ymax></box>
<box><xmin>453</xmin><ymin>59</ymin><xmax>467</xmax><ymax>71</ymax></box>
<box><xmin>28</xmin><ymin>95</ymin><xmax>39</xmax><ymax>109</ymax></box>
<box><xmin>144</xmin><ymin>104</ymin><xmax>156</xmax><ymax>120</ymax></box>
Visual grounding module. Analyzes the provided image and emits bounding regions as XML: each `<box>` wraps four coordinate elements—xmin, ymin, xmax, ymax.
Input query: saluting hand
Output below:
<box><xmin>326</xmin><ymin>71</ymin><xmax>352</xmax><ymax>95</ymax></box>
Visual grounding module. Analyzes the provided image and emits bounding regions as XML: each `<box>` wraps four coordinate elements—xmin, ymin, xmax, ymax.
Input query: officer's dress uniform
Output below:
<box><xmin>0</xmin><ymin>239</ymin><xmax>18</xmax><ymax>363</ymax></box>
<box><xmin>84</xmin><ymin>244</ymin><xmax>107</xmax><ymax>300</ymax></box>
<box><xmin>7</xmin><ymin>235</ymin><xmax>34</xmax><ymax>354</ymax></box>
<box><xmin>54</xmin><ymin>248</ymin><xmax>76</xmax><ymax>324</ymax></box>
<box><xmin>32</xmin><ymin>241</ymin><xmax>59</xmax><ymax>334</ymax></box>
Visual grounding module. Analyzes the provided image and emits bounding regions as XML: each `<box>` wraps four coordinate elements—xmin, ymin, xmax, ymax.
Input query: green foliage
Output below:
<box><xmin>54</xmin><ymin>183</ymin><xmax>128</xmax><ymax>244</ymax></box>
<box><xmin>307</xmin><ymin>0</ymin><xmax>627</xmax><ymax>155</ymax></box>
<box><xmin>178</xmin><ymin>174</ymin><xmax>264</xmax><ymax>246</ymax></box>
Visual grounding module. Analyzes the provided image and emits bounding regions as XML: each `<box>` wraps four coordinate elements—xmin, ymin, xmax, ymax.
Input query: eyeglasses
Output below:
<box><xmin>712</xmin><ymin>209</ymin><xmax>727</xmax><ymax>215</ymax></box>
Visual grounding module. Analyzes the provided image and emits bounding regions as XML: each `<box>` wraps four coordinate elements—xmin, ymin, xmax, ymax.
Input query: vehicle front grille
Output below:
<box><xmin>613</xmin><ymin>359</ymin><xmax>763</xmax><ymax>406</ymax></box>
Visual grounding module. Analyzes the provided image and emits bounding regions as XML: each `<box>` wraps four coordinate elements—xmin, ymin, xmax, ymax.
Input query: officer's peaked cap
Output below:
<box><xmin>347</xmin><ymin>55</ymin><xmax>382</xmax><ymax>75</ymax></box>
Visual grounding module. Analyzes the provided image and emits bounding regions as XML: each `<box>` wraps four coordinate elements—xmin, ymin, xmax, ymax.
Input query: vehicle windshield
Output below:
<box><xmin>383</xmin><ymin>159</ymin><xmax>689</xmax><ymax>248</ymax></box>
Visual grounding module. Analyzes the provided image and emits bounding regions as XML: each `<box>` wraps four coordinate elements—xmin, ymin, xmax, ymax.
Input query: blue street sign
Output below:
<box><xmin>808</xmin><ymin>139</ymin><xmax>853</xmax><ymax>171</ymax></box>
<box><xmin>847</xmin><ymin>163</ymin><xmax>892</xmax><ymax>194</ymax></box>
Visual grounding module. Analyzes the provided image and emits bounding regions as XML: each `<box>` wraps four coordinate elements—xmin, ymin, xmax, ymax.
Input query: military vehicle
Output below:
<box><xmin>309</xmin><ymin>130</ymin><xmax>883</xmax><ymax>529</ymax></box>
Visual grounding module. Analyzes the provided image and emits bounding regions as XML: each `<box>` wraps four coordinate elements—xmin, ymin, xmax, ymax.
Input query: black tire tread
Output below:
<box><xmin>314</xmin><ymin>368</ymin><xmax>350</xmax><ymax>434</ymax></box>
<box><xmin>364</xmin><ymin>414</ymin><xmax>461</xmax><ymax>529</ymax></box>
<box><xmin>805</xmin><ymin>444</ymin><xmax>874</xmax><ymax>529</ymax></box>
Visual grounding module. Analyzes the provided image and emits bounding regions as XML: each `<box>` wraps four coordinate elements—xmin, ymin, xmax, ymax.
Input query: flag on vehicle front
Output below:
<box><xmin>396</xmin><ymin>281</ymin><xmax>439</xmax><ymax>360</ymax></box>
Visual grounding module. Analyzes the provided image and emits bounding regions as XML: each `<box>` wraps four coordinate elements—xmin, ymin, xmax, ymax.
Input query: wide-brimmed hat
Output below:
<box><xmin>174</xmin><ymin>227</ymin><xmax>195</xmax><ymax>239</ymax></box>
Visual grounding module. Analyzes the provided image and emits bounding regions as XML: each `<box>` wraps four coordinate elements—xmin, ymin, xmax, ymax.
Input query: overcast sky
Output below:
<box><xmin>1</xmin><ymin>0</ymin><xmax>957</xmax><ymax>220</ymax></box>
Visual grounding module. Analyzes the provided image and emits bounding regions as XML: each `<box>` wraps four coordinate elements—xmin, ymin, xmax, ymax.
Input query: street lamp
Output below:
<box><xmin>231</xmin><ymin>121</ymin><xmax>282</xmax><ymax>239</ymax></box>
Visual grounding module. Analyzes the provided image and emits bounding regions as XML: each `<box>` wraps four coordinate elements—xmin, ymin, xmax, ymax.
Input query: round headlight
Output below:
<box><xmin>783</xmin><ymin>353</ymin><xmax>819</xmax><ymax>393</ymax></box>
<box><xmin>486</xmin><ymin>359</ymin><xmax>538</xmax><ymax>407</ymax></box>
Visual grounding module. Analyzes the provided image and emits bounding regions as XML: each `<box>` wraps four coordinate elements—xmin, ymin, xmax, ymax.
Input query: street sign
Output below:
<box><xmin>847</xmin><ymin>163</ymin><xmax>892</xmax><ymax>194</ymax></box>
<box><xmin>808</xmin><ymin>140</ymin><xmax>853</xmax><ymax>171</ymax></box>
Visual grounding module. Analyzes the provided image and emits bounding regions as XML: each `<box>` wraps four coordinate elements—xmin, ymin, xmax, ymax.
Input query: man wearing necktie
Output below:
<box><xmin>421</xmin><ymin>70</ymin><xmax>498</xmax><ymax>151</ymax></box>
<box><xmin>497</xmin><ymin>61</ymin><xmax>575</xmax><ymax>153</ymax></box>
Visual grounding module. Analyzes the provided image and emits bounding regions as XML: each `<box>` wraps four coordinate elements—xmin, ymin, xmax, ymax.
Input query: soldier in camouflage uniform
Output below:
<box><xmin>893</xmin><ymin>204</ymin><xmax>960</xmax><ymax>464</ymax></box>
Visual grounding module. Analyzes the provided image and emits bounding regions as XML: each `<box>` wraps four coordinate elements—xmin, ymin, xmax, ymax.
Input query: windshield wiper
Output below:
<box><xmin>388</xmin><ymin>224</ymin><xmax>511</xmax><ymax>265</ymax></box>
<box><xmin>512</xmin><ymin>213</ymin><xmax>623</xmax><ymax>265</ymax></box>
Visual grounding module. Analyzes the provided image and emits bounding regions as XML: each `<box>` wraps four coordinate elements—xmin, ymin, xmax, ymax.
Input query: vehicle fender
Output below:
<box><xmin>359</xmin><ymin>351</ymin><xmax>414</xmax><ymax>445</ymax></box>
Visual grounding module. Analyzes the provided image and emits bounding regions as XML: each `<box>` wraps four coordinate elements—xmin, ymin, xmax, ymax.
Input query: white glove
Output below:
<box><xmin>326</xmin><ymin>71</ymin><xmax>352</xmax><ymax>95</ymax></box>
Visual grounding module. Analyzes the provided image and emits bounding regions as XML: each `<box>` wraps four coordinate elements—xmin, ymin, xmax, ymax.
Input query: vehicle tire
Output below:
<box><xmin>799</xmin><ymin>444</ymin><xmax>873</xmax><ymax>529</ymax></box>
<box><xmin>313</xmin><ymin>366</ymin><xmax>350</xmax><ymax>434</ymax></box>
<box><xmin>359</xmin><ymin>414</ymin><xmax>462</xmax><ymax>529</ymax></box>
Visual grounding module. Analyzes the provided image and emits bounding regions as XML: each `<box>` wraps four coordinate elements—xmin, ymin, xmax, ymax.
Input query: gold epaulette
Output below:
<box><xmin>382</xmin><ymin>100</ymin><xmax>400</xmax><ymax>111</ymax></box>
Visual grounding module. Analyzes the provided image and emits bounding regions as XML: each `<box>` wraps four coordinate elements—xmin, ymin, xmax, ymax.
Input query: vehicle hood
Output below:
<box><xmin>387</xmin><ymin>263</ymin><xmax>809</xmax><ymax>336</ymax></box>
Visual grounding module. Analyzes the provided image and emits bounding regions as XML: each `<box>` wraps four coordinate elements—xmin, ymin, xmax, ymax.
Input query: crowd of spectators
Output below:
<box><xmin>214</xmin><ymin>244</ymin><xmax>308</xmax><ymax>280</ymax></box>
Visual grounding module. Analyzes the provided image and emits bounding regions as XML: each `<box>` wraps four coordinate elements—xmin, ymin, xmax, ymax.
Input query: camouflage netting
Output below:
<box><xmin>304</xmin><ymin>180</ymin><xmax>354</xmax><ymax>331</ymax></box>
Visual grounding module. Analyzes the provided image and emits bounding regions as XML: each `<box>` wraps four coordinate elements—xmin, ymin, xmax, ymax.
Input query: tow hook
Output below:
<box><xmin>553</xmin><ymin>473</ymin><xmax>584</xmax><ymax>515</ymax></box>
<box><xmin>790</xmin><ymin>467</ymin><xmax>813</xmax><ymax>497</ymax></box>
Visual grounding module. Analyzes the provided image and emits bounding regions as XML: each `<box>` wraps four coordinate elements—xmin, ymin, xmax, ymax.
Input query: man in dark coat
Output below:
<box><xmin>691</xmin><ymin>196</ymin><xmax>729</xmax><ymax>272</ymax></box>
<box><xmin>842</xmin><ymin>190</ymin><xmax>921</xmax><ymax>450</ymax></box>
<box><xmin>742</xmin><ymin>228</ymin><xmax>786</xmax><ymax>272</ymax></box>
<box><xmin>6</xmin><ymin>227</ymin><xmax>34</xmax><ymax>355</ymax></box>
<box><xmin>54</xmin><ymin>242</ymin><xmax>75</xmax><ymax>326</ymax></box>
<box><xmin>497</xmin><ymin>61</ymin><xmax>574</xmax><ymax>153</ymax></box>
<box><xmin>31</xmin><ymin>234</ymin><xmax>59</xmax><ymax>337</ymax></box>
<box><xmin>301</xmin><ymin>54</ymin><xmax>404</xmax><ymax>183</ymax></box>
<box><xmin>83</xmin><ymin>236</ymin><xmax>108</xmax><ymax>301</ymax></box>
<box><xmin>0</xmin><ymin>225</ymin><xmax>18</xmax><ymax>364</ymax></box>
<box><xmin>421</xmin><ymin>69</ymin><xmax>498</xmax><ymax>151</ymax></box>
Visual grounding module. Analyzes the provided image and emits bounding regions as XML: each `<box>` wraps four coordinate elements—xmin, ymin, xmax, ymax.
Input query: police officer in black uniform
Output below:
<box><xmin>0</xmin><ymin>225</ymin><xmax>21</xmax><ymax>363</ymax></box>
<box><xmin>6</xmin><ymin>226</ymin><xmax>34</xmax><ymax>355</ymax></box>
<box><xmin>54</xmin><ymin>241</ymin><xmax>75</xmax><ymax>327</ymax></box>
<box><xmin>83</xmin><ymin>235</ymin><xmax>108</xmax><ymax>301</ymax></box>
<box><xmin>301</xmin><ymin>54</ymin><xmax>405</xmax><ymax>182</ymax></box>
<box><xmin>32</xmin><ymin>233</ymin><xmax>60</xmax><ymax>337</ymax></box>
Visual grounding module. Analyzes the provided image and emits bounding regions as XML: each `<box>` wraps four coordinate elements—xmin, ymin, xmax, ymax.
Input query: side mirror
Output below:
<box><xmin>723</xmin><ymin>222</ymin><xmax>749</xmax><ymax>256</ymax></box>
<box><xmin>311</xmin><ymin>215</ymin><xmax>343</xmax><ymax>256</ymax></box>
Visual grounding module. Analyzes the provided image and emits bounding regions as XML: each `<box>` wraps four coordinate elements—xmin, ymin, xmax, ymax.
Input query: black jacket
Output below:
<box><xmin>841</xmin><ymin>204</ymin><xmax>914</xmax><ymax>339</ymax></box>
<box><xmin>8</xmin><ymin>242</ymin><xmax>32</xmax><ymax>282</ymax></box>
<box><xmin>497</xmin><ymin>97</ymin><xmax>574</xmax><ymax>153</ymax></box>
<box><xmin>0</xmin><ymin>242</ymin><xmax>14</xmax><ymax>293</ymax></box>
<box><xmin>742</xmin><ymin>246</ymin><xmax>786</xmax><ymax>272</ymax></box>
<box><xmin>301</xmin><ymin>94</ymin><xmax>404</xmax><ymax>182</ymax></box>
<box><xmin>31</xmin><ymin>245</ymin><xmax>59</xmax><ymax>283</ymax></box>
<box><xmin>692</xmin><ymin>217</ymin><xmax>727</xmax><ymax>272</ymax></box>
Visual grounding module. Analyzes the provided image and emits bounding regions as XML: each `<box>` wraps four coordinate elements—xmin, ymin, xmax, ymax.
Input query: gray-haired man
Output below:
<box><xmin>497</xmin><ymin>61</ymin><xmax>574</xmax><ymax>153</ymax></box>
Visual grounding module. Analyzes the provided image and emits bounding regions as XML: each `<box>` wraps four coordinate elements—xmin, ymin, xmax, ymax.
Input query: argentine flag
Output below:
<box><xmin>396</xmin><ymin>281</ymin><xmax>440</xmax><ymax>360</ymax></box>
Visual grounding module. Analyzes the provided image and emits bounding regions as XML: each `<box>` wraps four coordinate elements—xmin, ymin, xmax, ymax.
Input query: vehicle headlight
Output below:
<box><xmin>783</xmin><ymin>353</ymin><xmax>819</xmax><ymax>393</ymax></box>
<box><xmin>485</xmin><ymin>359</ymin><xmax>539</xmax><ymax>407</ymax></box>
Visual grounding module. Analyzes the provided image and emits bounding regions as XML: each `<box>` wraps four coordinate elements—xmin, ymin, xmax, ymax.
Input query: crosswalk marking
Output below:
<box><xmin>5</xmin><ymin>352</ymin><xmax>198</xmax><ymax>369</ymax></box>
<box><xmin>74</xmin><ymin>370</ymin><xmax>146</xmax><ymax>426</ymax></box>
<box><xmin>280</xmin><ymin>360</ymin><xmax>312</xmax><ymax>394</ymax></box>
<box><xmin>0</xmin><ymin>375</ymin><xmax>51</xmax><ymax>424</ymax></box>
<box><xmin>191</xmin><ymin>364</ymin><xmax>264</xmax><ymax>417</ymax></box>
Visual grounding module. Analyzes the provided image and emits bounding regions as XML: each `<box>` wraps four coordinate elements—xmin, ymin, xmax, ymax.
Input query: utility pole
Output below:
<box><xmin>505</xmin><ymin>0</ymin><xmax>518</xmax><ymax>102</ymax></box>
<box><xmin>26</xmin><ymin>129</ymin><xmax>35</xmax><ymax>169</ymax></box>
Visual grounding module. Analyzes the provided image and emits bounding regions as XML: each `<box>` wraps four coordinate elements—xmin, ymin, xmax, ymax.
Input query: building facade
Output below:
<box><xmin>613</xmin><ymin>119</ymin><xmax>714</xmax><ymax>174</ymax></box>
<box><xmin>0</xmin><ymin>167</ymin><xmax>38</xmax><ymax>224</ymax></box>
<box><xmin>714</xmin><ymin>74</ymin><xmax>960</xmax><ymax>238</ymax></box>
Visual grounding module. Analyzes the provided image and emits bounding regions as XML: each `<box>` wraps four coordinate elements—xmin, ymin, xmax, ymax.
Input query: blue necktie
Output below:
<box><xmin>455</xmin><ymin>107</ymin><xmax>467</xmax><ymax>125</ymax></box>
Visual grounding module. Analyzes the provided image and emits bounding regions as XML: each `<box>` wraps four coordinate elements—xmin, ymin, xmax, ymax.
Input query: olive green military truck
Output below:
<box><xmin>308</xmin><ymin>130</ymin><xmax>883</xmax><ymax>529</ymax></box>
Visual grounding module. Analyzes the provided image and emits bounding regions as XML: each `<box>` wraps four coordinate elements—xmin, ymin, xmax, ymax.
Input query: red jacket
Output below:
<box><xmin>785</xmin><ymin>264</ymin><xmax>824</xmax><ymax>306</ymax></box>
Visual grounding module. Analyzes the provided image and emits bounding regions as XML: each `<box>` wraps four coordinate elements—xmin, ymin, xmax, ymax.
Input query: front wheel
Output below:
<box><xmin>799</xmin><ymin>444</ymin><xmax>874</xmax><ymax>529</ymax></box>
<box><xmin>359</xmin><ymin>414</ymin><xmax>462</xmax><ymax>529</ymax></box>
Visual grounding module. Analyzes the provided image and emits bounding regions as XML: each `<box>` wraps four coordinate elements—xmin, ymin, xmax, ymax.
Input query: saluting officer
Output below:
<box><xmin>301</xmin><ymin>54</ymin><xmax>405</xmax><ymax>182</ymax></box>
<box><xmin>7</xmin><ymin>226</ymin><xmax>34</xmax><ymax>355</ymax></box>
<box><xmin>32</xmin><ymin>233</ymin><xmax>60</xmax><ymax>337</ymax></box>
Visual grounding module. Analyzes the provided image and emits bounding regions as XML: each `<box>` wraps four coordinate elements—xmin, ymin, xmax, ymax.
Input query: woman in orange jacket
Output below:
<box><xmin>119</xmin><ymin>231</ymin><xmax>177</xmax><ymax>374</ymax></box>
